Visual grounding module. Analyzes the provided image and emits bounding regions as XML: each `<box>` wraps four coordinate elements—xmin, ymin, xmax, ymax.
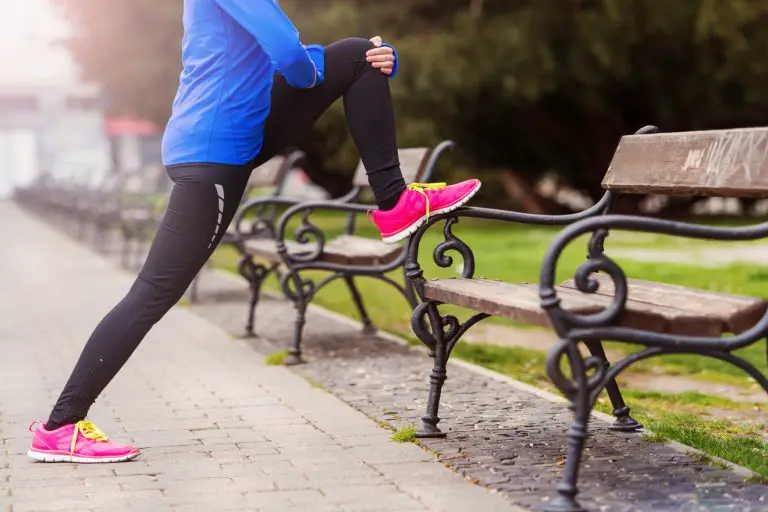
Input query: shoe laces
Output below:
<box><xmin>407</xmin><ymin>183</ymin><xmax>446</xmax><ymax>219</ymax></box>
<box><xmin>71</xmin><ymin>420</ymin><xmax>109</xmax><ymax>454</ymax></box>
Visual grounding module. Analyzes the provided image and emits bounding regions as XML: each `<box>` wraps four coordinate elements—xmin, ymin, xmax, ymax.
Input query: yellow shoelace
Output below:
<box><xmin>71</xmin><ymin>420</ymin><xmax>109</xmax><ymax>455</ymax></box>
<box><xmin>408</xmin><ymin>182</ymin><xmax>446</xmax><ymax>219</ymax></box>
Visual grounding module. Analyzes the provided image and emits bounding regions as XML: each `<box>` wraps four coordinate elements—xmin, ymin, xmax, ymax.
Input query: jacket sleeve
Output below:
<box><xmin>214</xmin><ymin>0</ymin><xmax>322</xmax><ymax>88</ymax></box>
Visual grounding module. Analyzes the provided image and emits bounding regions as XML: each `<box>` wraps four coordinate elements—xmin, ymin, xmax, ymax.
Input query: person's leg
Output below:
<box><xmin>45</xmin><ymin>164</ymin><xmax>251</xmax><ymax>431</ymax></box>
<box><xmin>256</xmin><ymin>38</ymin><xmax>481</xmax><ymax>244</ymax></box>
<box><xmin>256</xmin><ymin>37</ymin><xmax>406</xmax><ymax>209</ymax></box>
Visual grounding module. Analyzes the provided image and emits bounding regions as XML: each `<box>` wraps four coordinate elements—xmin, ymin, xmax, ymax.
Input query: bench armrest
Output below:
<box><xmin>233</xmin><ymin>186</ymin><xmax>361</xmax><ymax>240</ymax></box>
<box><xmin>232</xmin><ymin>196</ymin><xmax>307</xmax><ymax>242</ymax></box>
<box><xmin>404</xmin><ymin>192</ymin><xmax>616</xmax><ymax>301</ymax></box>
<box><xmin>538</xmin><ymin>214</ymin><xmax>768</xmax><ymax>350</ymax></box>
<box><xmin>273</xmin><ymin>195</ymin><xmax>379</xmax><ymax>267</ymax></box>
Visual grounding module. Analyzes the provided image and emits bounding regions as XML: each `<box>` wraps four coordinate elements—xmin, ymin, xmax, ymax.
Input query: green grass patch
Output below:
<box><xmin>453</xmin><ymin>343</ymin><xmax>551</xmax><ymax>388</ymax></box>
<box><xmin>264</xmin><ymin>351</ymin><xmax>289</xmax><ymax>366</ymax></box>
<box><xmin>639</xmin><ymin>413</ymin><xmax>767</xmax><ymax>477</ymax></box>
<box><xmin>618</xmin><ymin>389</ymin><xmax>757</xmax><ymax>413</ymax></box>
<box><xmin>685</xmin><ymin>450</ymin><xmax>730</xmax><ymax>470</ymax></box>
<box><xmin>391</xmin><ymin>425</ymin><xmax>418</xmax><ymax>443</ymax></box>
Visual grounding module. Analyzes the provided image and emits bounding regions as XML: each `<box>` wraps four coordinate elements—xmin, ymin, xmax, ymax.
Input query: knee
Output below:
<box><xmin>333</xmin><ymin>37</ymin><xmax>375</xmax><ymax>59</ymax></box>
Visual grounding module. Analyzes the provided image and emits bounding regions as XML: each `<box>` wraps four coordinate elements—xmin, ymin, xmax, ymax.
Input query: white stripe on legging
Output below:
<box><xmin>208</xmin><ymin>184</ymin><xmax>225</xmax><ymax>249</ymax></box>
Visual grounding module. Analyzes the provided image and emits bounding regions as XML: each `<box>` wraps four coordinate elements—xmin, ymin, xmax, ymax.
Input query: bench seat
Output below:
<box><xmin>244</xmin><ymin>234</ymin><xmax>403</xmax><ymax>266</ymax></box>
<box><xmin>424</xmin><ymin>274</ymin><xmax>766</xmax><ymax>337</ymax></box>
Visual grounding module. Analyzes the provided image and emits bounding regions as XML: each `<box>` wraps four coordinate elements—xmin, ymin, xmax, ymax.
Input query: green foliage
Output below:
<box><xmin>56</xmin><ymin>0</ymin><xmax>183</xmax><ymax>125</ymax></box>
<box><xmin>264</xmin><ymin>351</ymin><xmax>290</xmax><ymax>366</ymax></box>
<box><xmin>390</xmin><ymin>425</ymin><xmax>418</xmax><ymax>443</ymax></box>
<box><xmin>58</xmin><ymin>0</ymin><xmax>768</xmax><ymax>205</ymax></box>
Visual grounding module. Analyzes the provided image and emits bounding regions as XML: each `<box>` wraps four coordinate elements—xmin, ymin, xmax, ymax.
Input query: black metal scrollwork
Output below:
<box><xmin>406</xmin><ymin>215</ymin><xmax>477</xmax><ymax>303</ymax></box>
<box><xmin>278</xmin><ymin>209</ymin><xmax>326</xmax><ymax>264</ymax></box>
<box><xmin>280</xmin><ymin>269</ymin><xmax>315</xmax><ymax>302</ymax></box>
<box><xmin>433</xmin><ymin>217</ymin><xmax>476</xmax><ymax>279</ymax></box>
<box><xmin>545</xmin><ymin>338</ymin><xmax>610</xmax><ymax>401</ymax></box>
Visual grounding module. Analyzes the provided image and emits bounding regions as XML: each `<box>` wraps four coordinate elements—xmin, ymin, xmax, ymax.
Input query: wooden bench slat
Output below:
<box><xmin>423</xmin><ymin>277</ymin><xmax>753</xmax><ymax>336</ymax></box>
<box><xmin>560</xmin><ymin>274</ymin><xmax>767</xmax><ymax>334</ymax></box>
<box><xmin>245</xmin><ymin>239</ymin><xmax>315</xmax><ymax>263</ymax></box>
<box><xmin>424</xmin><ymin>279</ymin><xmax>590</xmax><ymax>328</ymax></box>
<box><xmin>322</xmin><ymin>235</ymin><xmax>402</xmax><ymax>265</ymax></box>
<box><xmin>244</xmin><ymin>235</ymin><xmax>402</xmax><ymax>266</ymax></box>
<box><xmin>602</xmin><ymin>127</ymin><xmax>768</xmax><ymax>197</ymax></box>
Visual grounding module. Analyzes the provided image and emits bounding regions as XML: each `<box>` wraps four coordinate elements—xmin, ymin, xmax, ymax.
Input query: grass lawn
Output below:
<box><xmin>209</xmin><ymin>211</ymin><xmax>767</xmax><ymax>478</ymax></box>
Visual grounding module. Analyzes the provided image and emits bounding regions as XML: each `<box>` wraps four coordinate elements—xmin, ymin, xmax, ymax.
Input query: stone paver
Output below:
<box><xmin>189</xmin><ymin>267</ymin><xmax>768</xmax><ymax>512</ymax></box>
<box><xmin>0</xmin><ymin>202</ymin><xmax>522</xmax><ymax>512</ymax></box>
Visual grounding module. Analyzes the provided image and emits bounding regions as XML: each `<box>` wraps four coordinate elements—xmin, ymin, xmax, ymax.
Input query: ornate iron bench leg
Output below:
<box><xmin>238</xmin><ymin>255</ymin><xmax>273</xmax><ymax>338</ymax></box>
<box><xmin>188</xmin><ymin>271</ymin><xmax>202</xmax><ymax>304</ymax></box>
<box><xmin>411</xmin><ymin>293</ymin><xmax>489</xmax><ymax>439</ymax></box>
<box><xmin>584</xmin><ymin>340</ymin><xmax>642</xmax><ymax>432</ymax></box>
<box><xmin>417</xmin><ymin>304</ymin><xmax>449</xmax><ymax>439</ymax></box>
<box><xmin>283</xmin><ymin>269</ymin><xmax>312</xmax><ymax>366</ymax></box>
<box><xmin>286</xmin><ymin>297</ymin><xmax>308</xmax><ymax>366</ymax></box>
<box><xmin>343</xmin><ymin>275</ymin><xmax>376</xmax><ymax>335</ymax></box>
<box><xmin>132</xmin><ymin>234</ymin><xmax>142</xmax><ymax>271</ymax></box>
<box><xmin>120</xmin><ymin>229</ymin><xmax>131</xmax><ymax>269</ymax></box>
<box><xmin>547</xmin><ymin>343</ymin><xmax>592</xmax><ymax>512</ymax></box>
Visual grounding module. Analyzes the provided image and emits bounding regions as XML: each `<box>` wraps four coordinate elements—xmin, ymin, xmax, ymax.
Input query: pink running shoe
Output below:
<box><xmin>28</xmin><ymin>420</ymin><xmax>140</xmax><ymax>463</ymax></box>
<box><xmin>372</xmin><ymin>180</ymin><xmax>481</xmax><ymax>244</ymax></box>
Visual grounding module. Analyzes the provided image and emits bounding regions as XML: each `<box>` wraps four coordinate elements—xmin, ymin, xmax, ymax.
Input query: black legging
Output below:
<box><xmin>46</xmin><ymin>38</ymin><xmax>407</xmax><ymax>429</ymax></box>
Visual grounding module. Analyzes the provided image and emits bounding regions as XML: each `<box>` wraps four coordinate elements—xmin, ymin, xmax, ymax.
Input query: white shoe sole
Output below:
<box><xmin>381</xmin><ymin>182</ymin><xmax>482</xmax><ymax>245</ymax></box>
<box><xmin>27</xmin><ymin>449</ymin><xmax>140</xmax><ymax>463</ymax></box>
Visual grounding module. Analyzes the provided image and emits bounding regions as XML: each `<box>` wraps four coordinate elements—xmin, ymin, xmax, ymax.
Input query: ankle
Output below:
<box><xmin>377</xmin><ymin>186</ymin><xmax>407</xmax><ymax>211</ymax></box>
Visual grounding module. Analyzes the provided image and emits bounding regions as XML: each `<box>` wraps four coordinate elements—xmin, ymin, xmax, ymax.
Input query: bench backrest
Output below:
<box><xmin>248</xmin><ymin>156</ymin><xmax>291</xmax><ymax>188</ymax></box>
<box><xmin>602</xmin><ymin>127</ymin><xmax>768</xmax><ymax>197</ymax></box>
<box><xmin>352</xmin><ymin>148</ymin><xmax>431</xmax><ymax>188</ymax></box>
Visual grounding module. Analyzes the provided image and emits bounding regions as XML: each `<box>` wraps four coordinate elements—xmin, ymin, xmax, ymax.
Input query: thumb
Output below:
<box><xmin>369</xmin><ymin>36</ymin><xmax>383</xmax><ymax>47</ymax></box>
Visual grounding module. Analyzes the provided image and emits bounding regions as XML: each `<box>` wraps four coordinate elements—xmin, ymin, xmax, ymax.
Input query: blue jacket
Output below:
<box><xmin>162</xmin><ymin>0</ymin><xmax>397</xmax><ymax>167</ymax></box>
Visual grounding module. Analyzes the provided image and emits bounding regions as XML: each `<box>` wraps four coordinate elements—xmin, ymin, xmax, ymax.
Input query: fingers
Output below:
<box><xmin>367</xmin><ymin>36</ymin><xmax>394</xmax><ymax>75</ymax></box>
<box><xmin>367</xmin><ymin>54</ymin><xmax>396</xmax><ymax>64</ymax></box>
<box><xmin>366</xmin><ymin>47</ymin><xmax>393</xmax><ymax>57</ymax></box>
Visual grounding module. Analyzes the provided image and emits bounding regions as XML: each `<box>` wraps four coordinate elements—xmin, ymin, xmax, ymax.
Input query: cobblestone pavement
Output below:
<box><xmin>0</xmin><ymin>202</ymin><xmax>522</xmax><ymax>512</ymax></box>
<box><xmin>189</xmin><ymin>269</ymin><xmax>768</xmax><ymax>512</ymax></box>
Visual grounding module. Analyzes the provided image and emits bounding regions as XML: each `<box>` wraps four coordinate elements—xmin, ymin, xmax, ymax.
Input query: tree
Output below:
<box><xmin>57</xmin><ymin>0</ymin><xmax>768</xmax><ymax>210</ymax></box>
<box><xmin>55</xmin><ymin>0</ymin><xmax>183</xmax><ymax>126</ymax></box>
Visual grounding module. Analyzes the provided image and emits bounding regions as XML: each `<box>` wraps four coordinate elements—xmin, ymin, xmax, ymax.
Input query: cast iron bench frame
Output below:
<box><xmin>232</xmin><ymin>141</ymin><xmax>455</xmax><ymax>364</ymax></box>
<box><xmin>405</xmin><ymin>126</ymin><xmax>768</xmax><ymax>512</ymax></box>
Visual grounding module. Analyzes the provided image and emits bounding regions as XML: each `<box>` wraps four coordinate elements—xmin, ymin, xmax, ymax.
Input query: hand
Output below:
<box><xmin>367</xmin><ymin>36</ymin><xmax>396</xmax><ymax>76</ymax></box>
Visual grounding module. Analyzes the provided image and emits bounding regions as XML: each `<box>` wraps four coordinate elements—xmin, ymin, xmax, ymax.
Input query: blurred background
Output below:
<box><xmin>2</xmin><ymin>0</ymin><xmax>767</xmax><ymax>479</ymax></box>
<box><xmin>3</xmin><ymin>0</ymin><xmax>768</xmax><ymax>215</ymax></box>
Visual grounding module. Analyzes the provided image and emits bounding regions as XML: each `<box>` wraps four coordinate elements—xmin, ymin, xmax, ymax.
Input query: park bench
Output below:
<box><xmin>79</xmin><ymin>173</ymin><xmax>123</xmax><ymax>252</ymax></box>
<box><xmin>232</xmin><ymin>141</ymin><xmax>454</xmax><ymax>364</ymax></box>
<box><xmin>188</xmin><ymin>151</ymin><xmax>303</xmax><ymax>303</ymax></box>
<box><xmin>110</xmin><ymin>167</ymin><xmax>170</xmax><ymax>269</ymax></box>
<box><xmin>405</xmin><ymin>126</ymin><xmax>768</xmax><ymax>512</ymax></box>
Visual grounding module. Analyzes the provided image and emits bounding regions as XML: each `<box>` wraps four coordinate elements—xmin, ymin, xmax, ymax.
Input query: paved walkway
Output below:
<box><xmin>0</xmin><ymin>202</ymin><xmax>521</xmax><ymax>512</ymax></box>
<box><xmin>189</xmin><ymin>273</ymin><xmax>768</xmax><ymax>512</ymax></box>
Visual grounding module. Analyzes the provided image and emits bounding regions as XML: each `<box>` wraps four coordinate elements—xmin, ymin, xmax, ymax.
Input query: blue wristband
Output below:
<box><xmin>381</xmin><ymin>43</ymin><xmax>399</xmax><ymax>78</ymax></box>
